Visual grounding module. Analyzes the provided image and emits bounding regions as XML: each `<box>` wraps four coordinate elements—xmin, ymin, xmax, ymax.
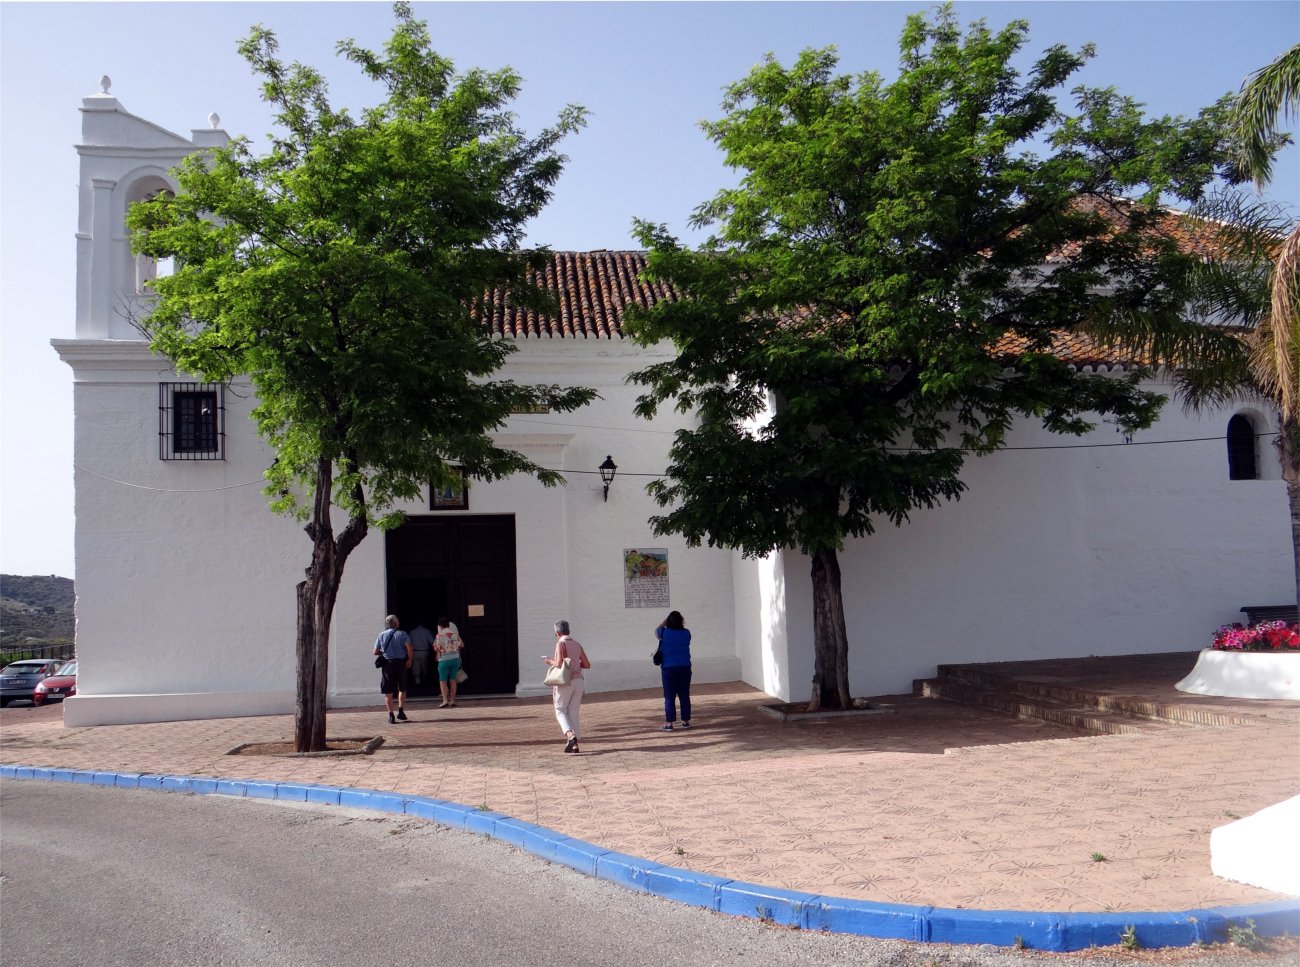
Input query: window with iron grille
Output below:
<box><xmin>159</xmin><ymin>383</ymin><xmax>225</xmax><ymax>460</ymax></box>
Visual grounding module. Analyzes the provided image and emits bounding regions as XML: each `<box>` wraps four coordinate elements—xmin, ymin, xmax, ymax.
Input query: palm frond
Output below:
<box><xmin>1258</xmin><ymin>224</ymin><xmax>1300</xmax><ymax>419</ymax></box>
<box><xmin>1232</xmin><ymin>43</ymin><xmax>1300</xmax><ymax>188</ymax></box>
<box><xmin>1184</xmin><ymin>190</ymin><xmax>1288</xmax><ymax>328</ymax></box>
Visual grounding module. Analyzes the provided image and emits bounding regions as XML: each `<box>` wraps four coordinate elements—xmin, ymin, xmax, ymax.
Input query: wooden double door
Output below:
<box><xmin>385</xmin><ymin>515</ymin><xmax>518</xmax><ymax>697</ymax></box>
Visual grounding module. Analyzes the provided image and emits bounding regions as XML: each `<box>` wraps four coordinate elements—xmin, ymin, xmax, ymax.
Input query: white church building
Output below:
<box><xmin>54</xmin><ymin>87</ymin><xmax>1293</xmax><ymax>727</ymax></box>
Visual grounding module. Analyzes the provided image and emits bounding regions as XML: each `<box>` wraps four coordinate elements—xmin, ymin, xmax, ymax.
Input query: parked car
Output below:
<box><xmin>0</xmin><ymin>658</ymin><xmax>66</xmax><ymax>707</ymax></box>
<box><xmin>32</xmin><ymin>660</ymin><xmax>78</xmax><ymax>706</ymax></box>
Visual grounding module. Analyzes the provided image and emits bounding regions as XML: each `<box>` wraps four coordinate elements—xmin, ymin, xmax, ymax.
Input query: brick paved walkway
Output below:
<box><xmin>3</xmin><ymin>656</ymin><xmax>1298</xmax><ymax>914</ymax></box>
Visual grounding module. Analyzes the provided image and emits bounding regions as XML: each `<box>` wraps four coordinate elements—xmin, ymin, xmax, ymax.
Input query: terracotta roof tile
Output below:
<box><xmin>1045</xmin><ymin>193</ymin><xmax>1257</xmax><ymax>263</ymax></box>
<box><xmin>481</xmin><ymin>250</ymin><xmax>670</xmax><ymax>340</ymax></box>
<box><xmin>489</xmin><ymin>204</ymin><xmax>1226</xmax><ymax>371</ymax></box>
<box><xmin>990</xmin><ymin>330</ymin><xmax>1148</xmax><ymax>368</ymax></box>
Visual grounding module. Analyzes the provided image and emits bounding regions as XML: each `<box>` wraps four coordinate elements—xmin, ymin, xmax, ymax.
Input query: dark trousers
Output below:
<box><xmin>380</xmin><ymin>659</ymin><xmax>406</xmax><ymax>697</ymax></box>
<box><xmin>661</xmin><ymin>665</ymin><xmax>692</xmax><ymax>723</ymax></box>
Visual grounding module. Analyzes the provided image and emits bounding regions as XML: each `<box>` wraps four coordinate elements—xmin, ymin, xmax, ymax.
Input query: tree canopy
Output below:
<box><xmin>625</xmin><ymin>5</ymin><xmax>1256</xmax><ymax>709</ymax></box>
<box><xmin>128</xmin><ymin>2</ymin><xmax>595</xmax><ymax>749</ymax></box>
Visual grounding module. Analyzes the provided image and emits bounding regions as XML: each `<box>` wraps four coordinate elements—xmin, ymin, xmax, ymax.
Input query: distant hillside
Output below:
<box><xmin>2</xmin><ymin>574</ymin><xmax>73</xmax><ymax>611</ymax></box>
<box><xmin>1</xmin><ymin>574</ymin><xmax>74</xmax><ymax>651</ymax></box>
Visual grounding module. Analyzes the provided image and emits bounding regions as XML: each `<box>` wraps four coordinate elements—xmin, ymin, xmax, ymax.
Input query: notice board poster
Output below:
<box><xmin>623</xmin><ymin>548</ymin><xmax>669</xmax><ymax>608</ymax></box>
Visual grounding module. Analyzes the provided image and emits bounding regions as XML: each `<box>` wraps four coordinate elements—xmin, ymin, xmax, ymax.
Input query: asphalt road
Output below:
<box><xmin>1</xmin><ymin>780</ymin><xmax>1292</xmax><ymax>967</ymax></box>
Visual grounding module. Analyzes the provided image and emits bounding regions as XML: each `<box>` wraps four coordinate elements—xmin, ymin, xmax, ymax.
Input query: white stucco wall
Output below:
<box><xmin>1211</xmin><ymin>796</ymin><xmax>1300</xmax><ymax>896</ymax></box>
<box><xmin>485</xmin><ymin>342</ymin><xmax>741</xmax><ymax>696</ymax></box>
<box><xmin>1176</xmin><ymin>648</ymin><xmax>1300</xmax><ymax>700</ymax></box>
<box><xmin>772</xmin><ymin>380</ymin><xmax>1292</xmax><ymax>701</ymax></box>
<box><xmin>59</xmin><ymin>343</ymin><xmax>1288</xmax><ymax>721</ymax></box>
<box><xmin>322</xmin><ymin>339</ymin><xmax>743</xmax><ymax>710</ymax></box>
<box><xmin>56</xmin><ymin>336</ymin><xmax>742</xmax><ymax>725</ymax></box>
<box><xmin>55</xmin><ymin>342</ymin><xmax>304</xmax><ymax>724</ymax></box>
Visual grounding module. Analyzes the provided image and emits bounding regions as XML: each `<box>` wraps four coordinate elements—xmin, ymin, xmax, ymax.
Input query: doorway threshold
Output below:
<box><xmin>406</xmin><ymin>693</ymin><xmax>518</xmax><ymax>704</ymax></box>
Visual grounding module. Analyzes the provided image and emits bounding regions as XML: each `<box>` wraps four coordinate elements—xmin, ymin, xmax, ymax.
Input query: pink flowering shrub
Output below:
<box><xmin>1211</xmin><ymin>620</ymin><xmax>1300</xmax><ymax>651</ymax></box>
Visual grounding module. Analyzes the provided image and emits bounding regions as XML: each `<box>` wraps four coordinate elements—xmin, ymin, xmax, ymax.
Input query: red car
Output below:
<box><xmin>32</xmin><ymin>660</ymin><xmax>77</xmax><ymax>706</ymax></box>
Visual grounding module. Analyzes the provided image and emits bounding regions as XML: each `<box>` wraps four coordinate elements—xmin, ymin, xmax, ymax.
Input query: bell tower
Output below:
<box><xmin>74</xmin><ymin>76</ymin><xmax>228</xmax><ymax>339</ymax></box>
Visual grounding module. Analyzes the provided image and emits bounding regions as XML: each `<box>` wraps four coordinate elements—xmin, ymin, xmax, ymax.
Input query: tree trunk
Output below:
<box><xmin>294</xmin><ymin>553</ymin><xmax>342</xmax><ymax>753</ymax></box>
<box><xmin>294</xmin><ymin>458</ymin><xmax>368</xmax><ymax>753</ymax></box>
<box><xmin>1281</xmin><ymin>415</ymin><xmax>1300</xmax><ymax>608</ymax></box>
<box><xmin>807</xmin><ymin>547</ymin><xmax>852</xmax><ymax>712</ymax></box>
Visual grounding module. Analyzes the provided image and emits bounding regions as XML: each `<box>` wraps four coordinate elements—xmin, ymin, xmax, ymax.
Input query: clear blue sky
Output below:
<box><xmin>2</xmin><ymin>1</ymin><xmax>1298</xmax><ymax>578</ymax></box>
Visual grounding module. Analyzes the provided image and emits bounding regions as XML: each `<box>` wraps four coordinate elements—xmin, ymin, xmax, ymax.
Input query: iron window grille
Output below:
<box><xmin>159</xmin><ymin>382</ymin><xmax>225</xmax><ymax>460</ymax></box>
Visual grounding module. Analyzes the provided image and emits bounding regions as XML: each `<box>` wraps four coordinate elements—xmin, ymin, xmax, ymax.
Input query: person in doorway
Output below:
<box><xmin>655</xmin><ymin>610</ymin><xmax>692</xmax><ymax>730</ymax></box>
<box><xmin>543</xmin><ymin>619</ymin><xmax>591</xmax><ymax>753</ymax></box>
<box><xmin>434</xmin><ymin>617</ymin><xmax>464</xmax><ymax>708</ymax></box>
<box><xmin>373</xmin><ymin>614</ymin><xmax>412</xmax><ymax>724</ymax></box>
<box><xmin>408</xmin><ymin>621</ymin><xmax>435</xmax><ymax>685</ymax></box>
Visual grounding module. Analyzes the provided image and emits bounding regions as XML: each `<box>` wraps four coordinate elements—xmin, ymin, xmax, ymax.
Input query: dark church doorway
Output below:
<box><xmin>385</xmin><ymin>515</ymin><xmax>519</xmax><ymax>698</ymax></box>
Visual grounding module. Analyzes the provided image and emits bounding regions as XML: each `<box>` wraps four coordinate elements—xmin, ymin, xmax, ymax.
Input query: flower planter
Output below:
<box><xmin>1175</xmin><ymin>648</ymin><xmax>1300</xmax><ymax>700</ymax></box>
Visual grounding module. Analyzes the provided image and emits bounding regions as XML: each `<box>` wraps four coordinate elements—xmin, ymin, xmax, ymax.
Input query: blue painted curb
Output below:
<box><xmin>3</xmin><ymin>764</ymin><xmax>1297</xmax><ymax>951</ymax></box>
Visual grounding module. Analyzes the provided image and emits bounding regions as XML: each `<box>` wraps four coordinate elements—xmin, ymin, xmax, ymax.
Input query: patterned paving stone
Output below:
<box><xmin>2</xmin><ymin>665</ymin><xmax>1297</xmax><ymax>913</ymax></box>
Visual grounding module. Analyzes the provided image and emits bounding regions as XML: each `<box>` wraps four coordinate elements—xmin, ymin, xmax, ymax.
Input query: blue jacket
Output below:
<box><xmin>656</xmin><ymin>626</ymin><xmax>692</xmax><ymax>668</ymax></box>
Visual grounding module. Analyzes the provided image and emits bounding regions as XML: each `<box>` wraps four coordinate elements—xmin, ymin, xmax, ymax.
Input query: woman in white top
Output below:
<box><xmin>543</xmin><ymin>619</ymin><xmax>591</xmax><ymax>753</ymax></box>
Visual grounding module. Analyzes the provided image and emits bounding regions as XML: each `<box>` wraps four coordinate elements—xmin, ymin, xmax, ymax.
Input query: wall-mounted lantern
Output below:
<box><xmin>599</xmin><ymin>455</ymin><xmax>618</xmax><ymax>502</ymax></box>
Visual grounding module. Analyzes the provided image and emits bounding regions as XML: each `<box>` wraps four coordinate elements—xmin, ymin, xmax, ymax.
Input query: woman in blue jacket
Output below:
<box><xmin>655</xmin><ymin>610</ymin><xmax>692</xmax><ymax>730</ymax></box>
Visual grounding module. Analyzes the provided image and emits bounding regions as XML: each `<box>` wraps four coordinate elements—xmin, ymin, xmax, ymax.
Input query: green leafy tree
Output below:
<box><xmin>127</xmin><ymin>3</ymin><xmax>595</xmax><ymax>750</ymax></box>
<box><xmin>625</xmin><ymin>5</ymin><xmax>1254</xmax><ymax>710</ymax></box>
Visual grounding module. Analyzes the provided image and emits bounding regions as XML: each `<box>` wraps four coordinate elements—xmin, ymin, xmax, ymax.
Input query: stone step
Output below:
<box><xmin>914</xmin><ymin>678</ymin><xmax>1182</xmax><ymax>736</ymax></box>
<box><xmin>930</xmin><ymin>664</ymin><xmax>1252</xmax><ymax>727</ymax></box>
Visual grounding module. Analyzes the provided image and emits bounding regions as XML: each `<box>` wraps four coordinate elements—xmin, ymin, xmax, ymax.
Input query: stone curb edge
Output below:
<box><xmin>4</xmin><ymin>765</ymin><xmax>1296</xmax><ymax>951</ymax></box>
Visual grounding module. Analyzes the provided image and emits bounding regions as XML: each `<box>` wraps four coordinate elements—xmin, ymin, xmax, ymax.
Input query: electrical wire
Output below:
<box><xmin>897</xmin><ymin>431</ymin><xmax>1280</xmax><ymax>454</ymax></box>
<box><xmin>74</xmin><ymin>430</ymin><xmax>1280</xmax><ymax>490</ymax></box>
<box><xmin>75</xmin><ymin>464</ymin><xmax>268</xmax><ymax>493</ymax></box>
<box><xmin>509</xmin><ymin>417</ymin><xmax>676</xmax><ymax>435</ymax></box>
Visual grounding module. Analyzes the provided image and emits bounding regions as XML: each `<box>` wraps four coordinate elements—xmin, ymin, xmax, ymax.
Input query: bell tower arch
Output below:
<box><xmin>74</xmin><ymin>76</ymin><xmax>227</xmax><ymax>339</ymax></box>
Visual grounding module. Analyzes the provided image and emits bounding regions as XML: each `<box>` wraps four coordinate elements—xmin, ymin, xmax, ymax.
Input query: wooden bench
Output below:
<box><xmin>1241</xmin><ymin>604</ymin><xmax>1299</xmax><ymax>625</ymax></box>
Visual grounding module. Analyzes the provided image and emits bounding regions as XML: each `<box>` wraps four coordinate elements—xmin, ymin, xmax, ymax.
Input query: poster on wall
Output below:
<box><xmin>624</xmin><ymin>548</ymin><xmax>669</xmax><ymax>608</ymax></box>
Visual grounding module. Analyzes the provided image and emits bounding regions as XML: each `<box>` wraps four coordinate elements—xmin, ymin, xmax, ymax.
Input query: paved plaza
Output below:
<box><xmin>2</xmin><ymin>655</ymin><xmax>1298</xmax><ymax>917</ymax></box>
